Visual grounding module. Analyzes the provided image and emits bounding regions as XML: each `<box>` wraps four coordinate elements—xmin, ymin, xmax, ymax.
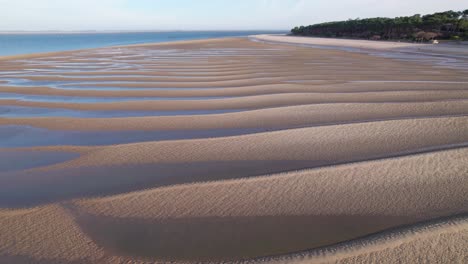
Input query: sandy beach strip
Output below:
<box><xmin>252</xmin><ymin>34</ymin><xmax>468</xmax><ymax>55</ymax></box>
<box><xmin>252</xmin><ymin>34</ymin><xmax>428</xmax><ymax>50</ymax></box>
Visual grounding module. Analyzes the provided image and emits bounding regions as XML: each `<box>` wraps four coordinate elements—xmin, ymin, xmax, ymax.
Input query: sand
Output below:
<box><xmin>0</xmin><ymin>36</ymin><xmax>467</xmax><ymax>263</ymax></box>
<box><xmin>252</xmin><ymin>34</ymin><xmax>468</xmax><ymax>55</ymax></box>
<box><xmin>0</xmin><ymin>101</ymin><xmax>466</xmax><ymax>131</ymax></box>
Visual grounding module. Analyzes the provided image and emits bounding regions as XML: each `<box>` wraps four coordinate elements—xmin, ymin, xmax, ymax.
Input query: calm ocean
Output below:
<box><xmin>0</xmin><ymin>31</ymin><xmax>285</xmax><ymax>56</ymax></box>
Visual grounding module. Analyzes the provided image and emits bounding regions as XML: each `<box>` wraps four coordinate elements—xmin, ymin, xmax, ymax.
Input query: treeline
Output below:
<box><xmin>291</xmin><ymin>10</ymin><xmax>468</xmax><ymax>41</ymax></box>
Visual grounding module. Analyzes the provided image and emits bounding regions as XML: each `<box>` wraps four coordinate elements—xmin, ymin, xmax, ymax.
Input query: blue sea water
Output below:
<box><xmin>0</xmin><ymin>31</ymin><xmax>285</xmax><ymax>56</ymax></box>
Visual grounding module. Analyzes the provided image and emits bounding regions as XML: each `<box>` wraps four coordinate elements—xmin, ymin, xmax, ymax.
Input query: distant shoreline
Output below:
<box><xmin>0</xmin><ymin>30</ymin><xmax>287</xmax><ymax>35</ymax></box>
<box><xmin>0</xmin><ymin>31</ymin><xmax>286</xmax><ymax>57</ymax></box>
<box><xmin>3</xmin><ymin>33</ymin><xmax>467</xmax><ymax>61</ymax></box>
<box><xmin>0</xmin><ymin>36</ymin><xmax>244</xmax><ymax>60</ymax></box>
<box><xmin>251</xmin><ymin>34</ymin><xmax>430</xmax><ymax>50</ymax></box>
<box><xmin>250</xmin><ymin>34</ymin><xmax>468</xmax><ymax>57</ymax></box>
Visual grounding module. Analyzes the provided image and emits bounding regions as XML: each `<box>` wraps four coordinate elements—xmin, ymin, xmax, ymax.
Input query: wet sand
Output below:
<box><xmin>0</xmin><ymin>150</ymin><xmax>79</xmax><ymax>172</ymax></box>
<box><xmin>0</xmin><ymin>37</ymin><xmax>467</xmax><ymax>263</ymax></box>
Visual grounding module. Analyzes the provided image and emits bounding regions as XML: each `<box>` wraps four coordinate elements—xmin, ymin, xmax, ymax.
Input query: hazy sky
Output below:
<box><xmin>1</xmin><ymin>0</ymin><xmax>466</xmax><ymax>31</ymax></box>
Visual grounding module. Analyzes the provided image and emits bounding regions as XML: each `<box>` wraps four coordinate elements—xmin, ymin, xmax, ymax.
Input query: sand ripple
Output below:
<box><xmin>0</xmin><ymin>37</ymin><xmax>467</xmax><ymax>263</ymax></box>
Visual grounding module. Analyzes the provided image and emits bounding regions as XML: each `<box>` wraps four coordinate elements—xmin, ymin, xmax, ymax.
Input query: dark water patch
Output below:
<box><xmin>0</xmin><ymin>150</ymin><xmax>79</xmax><ymax>172</ymax></box>
<box><xmin>74</xmin><ymin>213</ymin><xmax>417</xmax><ymax>262</ymax></box>
<box><xmin>0</xmin><ymin>92</ymin><xmax>230</xmax><ymax>103</ymax></box>
<box><xmin>0</xmin><ymin>71</ymin><xmax>27</xmax><ymax>75</ymax></box>
<box><xmin>57</xmin><ymin>85</ymin><xmax>198</xmax><ymax>91</ymax></box>
<box><xmin>0</xmin><ymin>77</ymin><xmax>78</xmax><ymax>87</ymax></box>
<box><xmin>0</xmin><ymin>106</ymin><xmax>245</xmax><ymax>118</ymax></box>
<box><xmin>23</xmin><ymin>67</ymin><xmax>125</xmax><ymax>73</ymax></box>
<box><xmin>1</xmin><ymin>78</ymin><xmax>172</xmax><ymax>88</ymax></box>
<box><xmin>0</xmin><ymin>125</ymin><xmax>267</xmax><ymax>148</ymax></box>
<box><xmin>0</xmin><ymin>160</ymin><xmax>316</xmax><ymax>207</ymax></box>
<box><xmin>58</xmin><ymin>85</ymin><xmax>227</xmax><ymax>91</ymax></box>
<box><xmin>0</xmin><ymin>77</ymin><xmax>235</xmax><ymax>90</ymax></box>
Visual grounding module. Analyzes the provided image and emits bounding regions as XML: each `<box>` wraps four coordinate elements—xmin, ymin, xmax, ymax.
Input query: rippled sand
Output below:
<box><xmin>0</xmin><ymin>37</ymin><xmax>467</xmax><ymax>263</ymax></box>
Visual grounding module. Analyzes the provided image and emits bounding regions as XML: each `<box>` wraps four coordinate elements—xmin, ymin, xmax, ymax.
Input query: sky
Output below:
<box><xmin>0</xmin><ymin>0</ymin><xmax>466</xmax><ymax>31</ymax></box>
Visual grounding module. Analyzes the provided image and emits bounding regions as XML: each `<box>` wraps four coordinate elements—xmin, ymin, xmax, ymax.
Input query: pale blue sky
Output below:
<box><xmin>1</xmin><ymin>0</ymin><xmax>466</xmax><ymax>31</ymax></box>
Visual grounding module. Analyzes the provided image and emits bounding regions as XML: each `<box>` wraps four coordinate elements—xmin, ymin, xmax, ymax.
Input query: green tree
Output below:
<box><xmin>291</xmin><ymin>9</ymin><xmax>468</xmax><ymax>41</ymax></box>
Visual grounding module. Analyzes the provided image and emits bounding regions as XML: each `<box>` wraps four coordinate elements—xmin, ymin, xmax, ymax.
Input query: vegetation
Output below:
<box><xmin>291</xmin><ymin>10</ymin><xmax>468</xmax><ymax>41</ymax></box>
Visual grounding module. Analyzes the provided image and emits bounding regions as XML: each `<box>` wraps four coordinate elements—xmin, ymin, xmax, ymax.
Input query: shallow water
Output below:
<box><xmin>0</xmin><ymin>106</ymin><xmax>246</xmax><ymax>118</ymax></box>
<box><xmin>0</xmin><ymin>31</ymin><xmax>286</xmax><ymax>56</ymax></box>
<box><xmin>0</xmin><ymin>92</ymin><xmax>229</xmax><ymax>103</ymax></box>
<box><xmin>0</xmin><ymin>160</ymin><xmax>316</xmax><ymax>207</ymax></box>
<box><xmin>0</xmin><ymin>125</ymin><xmax>267</xmax><ymax>147</ymax></box>
<box><xmin>0</xmin><ymin>77</ymin><xmax>246</xmax><ymax>91</ymax></box>
<box><xmin>77</xmin><ymin>214</ymin><xmax>417</xmax><ymax>262</ymax></box>
<box><xmin>1</xmin><ymin>78</ymin><xmax>164</xmax><ymax>87</ymax></box>
<box><xmin>0</xmin><ymin>150</ymin><xmax>80</xmax><ymax>172</ymax></box>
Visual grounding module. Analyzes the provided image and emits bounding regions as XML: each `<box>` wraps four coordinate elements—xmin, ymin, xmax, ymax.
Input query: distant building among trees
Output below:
<box><xmin>291</xmin><ymin>10</ymin><xmax>468</xmax><ymax>42</ymax></box>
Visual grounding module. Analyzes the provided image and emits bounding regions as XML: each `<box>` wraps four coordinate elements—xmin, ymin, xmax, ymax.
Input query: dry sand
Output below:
<box><xmin>253</xmin><ymin>34</ymin><xmax>468</xmax><ymax>55</ymax></box>
<box><xmin>0</xmin><ymin>36</ymin><xmax>467</xmax><ymax>263</ymax></box>
<box><xmin>252</xmin><ymin>34</ymin><xmax>429</xmax><ymax>49</ymax></box>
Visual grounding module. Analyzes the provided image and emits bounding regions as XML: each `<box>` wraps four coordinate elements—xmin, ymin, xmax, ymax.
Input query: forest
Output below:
<box><xmin>291</xmin><ymin>10</ymin><xmax>468</xmax><ymax>41</ymax></box>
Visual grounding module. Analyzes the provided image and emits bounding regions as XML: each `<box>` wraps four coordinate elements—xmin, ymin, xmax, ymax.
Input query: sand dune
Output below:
<box><xmin>46</xmin><ymin>116</ymin><xmax>468</xmax><ymax>168</ymax></box>
<box><xmin>1</xmin><ymin>116</ymin><xmax>466</xmax><ymax>208</ymax></box>
<box><xmin>71</xmin><ymin>149</ymin><xmax>466</xmax><ymax>261</ymax></box>
<box><xmin>75</xmin><ymin>147</ymin><xmax>467</xmax><ymax>219</ymax></box>
<box><xmin>0</xmin><ymin>37</ymin><xmax>467</xmax><ymax>263</ymax></box>
<box><xmin>0</xmin><ymin>101</ymin><xmax>466</xmax><ymax>131</ymax></box>
<box><xmin>1</xmin><ymin>91</ymin><xmax>467</xmax><ymax>112</ymax></box>
<box><xmin>1</xmin><ymin>82</ymin><xmax>467</xmax><ymax>98</ymax></box>
<box><xmin>254</xmin><ymin>214</ymin><xmax>468</xmax><ymax>264</ymax></box>
<box><xmin>0</xmin><ymin>149</ymin><xmax>466</xmax><ymax>262</ymax></box>
<box><xmin>0</xmin><ymin>205</ymin><xmax>104</xmax><ymax>262</ymax></box>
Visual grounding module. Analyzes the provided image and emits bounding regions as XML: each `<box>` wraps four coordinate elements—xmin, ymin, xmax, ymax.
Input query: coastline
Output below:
<box><xmin>0</xmin><ymin>36</ymin><xmax>256</xmax><ymax>61</ymax></box>
<box><xmin>251</xmin><ymin>34</ymin><xmax>427</xmax><ymax>49</ymax></box>
<box><xmin>0</xmin><ymin>31</ymin><xmax>468</xmax><ymax>61</ymax></box>
<box><xmin>251</xmin><ymin>34</ymin><xmax>468</xmax><ymax>56</ymax></box>
<box><xmin>0</xmin><ymin>31</ymin><xmax>286</xmax><ymax>58</ymax></box>
<box><xmin>3</xmin><ymin>33</ymin><xmax>466</xmax><ymax>62</ymax></box>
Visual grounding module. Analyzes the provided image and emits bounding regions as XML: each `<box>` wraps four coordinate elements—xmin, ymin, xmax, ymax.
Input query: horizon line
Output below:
<box><xmin>0</xmin><ymin>29</ymin><xmax>290</xmax><ymax>35</ymax></box>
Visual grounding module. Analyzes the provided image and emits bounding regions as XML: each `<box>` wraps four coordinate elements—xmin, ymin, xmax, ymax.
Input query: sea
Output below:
<box><xmin>0</xmin><ymin>31</ymin><xmax>285</xmax><ymax>56</ymax></box>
